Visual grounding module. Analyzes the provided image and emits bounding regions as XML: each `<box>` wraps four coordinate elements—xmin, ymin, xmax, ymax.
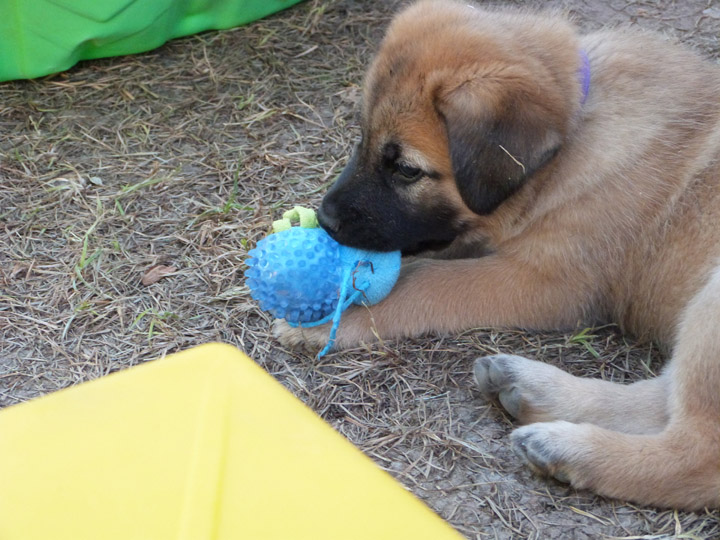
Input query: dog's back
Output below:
<box><xmin>573</xmin><ymin>28</ymin><xmax>720</xmax><ymax>340</ymax></box>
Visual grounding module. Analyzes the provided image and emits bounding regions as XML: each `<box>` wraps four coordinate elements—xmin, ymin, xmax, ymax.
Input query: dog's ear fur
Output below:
<box><xmin>435</xmin><ymin>71</ymin><xmax>563</xmax><ymax>215</ymax></box>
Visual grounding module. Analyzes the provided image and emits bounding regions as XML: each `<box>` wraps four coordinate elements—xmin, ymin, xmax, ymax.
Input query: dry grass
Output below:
<box><xmin>2</xmin><ymin>0</ymin><xmax>719</xmax><ymax>538</ymax></box>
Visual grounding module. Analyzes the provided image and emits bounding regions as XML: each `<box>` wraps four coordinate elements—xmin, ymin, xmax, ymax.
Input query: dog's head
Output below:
<box><xmin>318</xmin><ymin>0</ymin><xmax>584</xmax><ymax>254</ymax></box>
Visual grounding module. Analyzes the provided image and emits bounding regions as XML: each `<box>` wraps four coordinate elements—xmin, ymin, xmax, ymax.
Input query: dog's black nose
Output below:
<box><xmin>317</xmin><ymin>203</ymin><xmax>340</xmax><ymax>234</ymax></box>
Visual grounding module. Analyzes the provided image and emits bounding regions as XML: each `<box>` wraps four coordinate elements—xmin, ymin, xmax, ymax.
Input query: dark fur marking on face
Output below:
<box><xmin>318</xmin><ymin>146</ymin><xmax>464</xmax><ymax>253</ymax></box>
<box><xmin>382</xmin><ymin>142</ymin><xmax>401</xmax><ymax>165</ymax></box>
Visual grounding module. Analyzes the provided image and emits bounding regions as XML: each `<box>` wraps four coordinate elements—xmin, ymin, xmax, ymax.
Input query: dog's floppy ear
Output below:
<box><xmin>435</xmin><ymin>72</ymin><xmax>563</xmax><ymax>215</ymax></box>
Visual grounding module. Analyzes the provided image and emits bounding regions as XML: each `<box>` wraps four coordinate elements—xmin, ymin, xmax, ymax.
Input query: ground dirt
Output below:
<box><xmin>2</xmin><ymin>0</ymin><xmax>720</xmax><ymax>538</ymax></box>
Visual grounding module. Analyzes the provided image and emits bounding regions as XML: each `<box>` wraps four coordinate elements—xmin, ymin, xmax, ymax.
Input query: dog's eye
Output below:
<box><xmin>395</xmin><ymin>163</ymin><xmax>424</xmax><ymax>182</ymax></box>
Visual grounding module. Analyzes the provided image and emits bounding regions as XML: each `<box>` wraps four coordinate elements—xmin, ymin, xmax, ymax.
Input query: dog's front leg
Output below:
<box><xmin>275</xmin><ymin>255</ymin><xmax>593</xmax><ymax>351</ymax></box>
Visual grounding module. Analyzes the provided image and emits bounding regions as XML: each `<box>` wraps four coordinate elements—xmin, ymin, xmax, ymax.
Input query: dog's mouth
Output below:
<box><xmin>318</xmin><ymin>221</ymin><xmax>400</xmax><ymax>253</ymax></box>
<box><xmin>317</xmin><ymin>198</ymin><xmax>463</xmax><ymax>254</ymax></box>
<box><xmin>318</xmin><ymin>215</ymin><xmax>457</xmax><ymax>255</ymax></box>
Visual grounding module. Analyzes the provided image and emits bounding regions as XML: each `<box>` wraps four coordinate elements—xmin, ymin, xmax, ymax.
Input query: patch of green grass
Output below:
<box><xmin>118</xmin><ymin>175</ymin><xmax>170</xmax><ymax>196</ymax></box>
<box><xmin>188</xmin><ymin>153</ymin><xmax>253</xmax><ymax>226</ymax></box>
<box><xmin>235</xmin><ymin>93</ymin><xmax>255</xmax><ymax>111</ymax></box>
<box><xmin>74</xmin><ymin>300</ymin><xmax>99</xmax><ymax>316</ymax></box>
<box><xmin>131</xmin><ymin>309</ymin><xmax>179</xmax><ymax>342</ymax></box>
<box><xmin>257</xmin><ymin>27</ymin><xmax>278</xmax><ymax>46</ymax></box>
<box><xmin>568</xmin><ymin>327</ymin><xmax>600</xmax><ymax>358</ymax></box>
<box><xmin>73</xmin><ymin>200</ymin><xmax>104</xmax><ymax>281</ymax></box>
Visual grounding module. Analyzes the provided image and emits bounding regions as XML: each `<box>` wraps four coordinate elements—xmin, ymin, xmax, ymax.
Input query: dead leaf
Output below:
<box><xmin>10</xmin><ymin>264</ymin><xmax>26</xmax><ymax>279</ymax></box>
<box><xmin>141</xmin><ymin>264</ymin><xmax>177</xmax><ymax>286</ymax></box>
<box><xmin>9</xmin><ymin>261</ymin><xmax>34</xmax><ymax>280</ymax></box>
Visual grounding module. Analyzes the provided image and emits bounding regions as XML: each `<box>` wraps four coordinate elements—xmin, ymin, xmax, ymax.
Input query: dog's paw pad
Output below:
<box><xmin>511</xmin><ymin>422</ymin><xmax>577</xmax><ymax>484</ymax></box>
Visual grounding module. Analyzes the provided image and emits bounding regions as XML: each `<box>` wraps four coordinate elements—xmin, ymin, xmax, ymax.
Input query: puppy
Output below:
<box><xmin>276</xmin><ymin>0</ymin><xmax>720</xmax><ymax>509</ymax></box>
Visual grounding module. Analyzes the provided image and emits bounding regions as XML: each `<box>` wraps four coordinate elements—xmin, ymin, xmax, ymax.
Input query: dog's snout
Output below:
<box><xmin>317</xmin><ymin>202</ymin><xmax>341</xmax><ymax>234</ymax></box>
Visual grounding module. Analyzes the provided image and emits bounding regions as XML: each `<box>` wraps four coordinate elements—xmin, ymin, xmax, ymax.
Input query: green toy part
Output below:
<box><xmin>0</xmin><ymin>0</ymin><xmax>304</xmax><ymax>82</ymax></box>
<box><xmin>272</xmin><ymin>206</ymin><xmax>319</xmax><ymax>233</ymax></box>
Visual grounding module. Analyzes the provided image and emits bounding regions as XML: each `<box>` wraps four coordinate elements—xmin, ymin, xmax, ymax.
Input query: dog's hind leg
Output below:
<box><xmin>505</xmin><ymin>266</ymin><xmax>720</xmax><ymax>509</ymax></box>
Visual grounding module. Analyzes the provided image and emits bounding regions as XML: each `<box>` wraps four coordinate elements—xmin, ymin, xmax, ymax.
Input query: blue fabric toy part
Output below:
<box><xmin>244</xmin><ymin>207</ymin><xmax>401</xmax><ymax>356</ymax></box>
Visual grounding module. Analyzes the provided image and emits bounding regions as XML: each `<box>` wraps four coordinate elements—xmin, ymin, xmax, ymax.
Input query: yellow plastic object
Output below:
<box><xmin>0</xmin><ymin>343</ymin><xmax>463</xmax><ymax>540</ymax></box>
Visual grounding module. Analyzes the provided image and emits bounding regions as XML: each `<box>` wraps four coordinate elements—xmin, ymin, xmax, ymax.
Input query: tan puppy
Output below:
<box><xmin>275</xmin><ymin>0</ymin><xmax>720</xmax><ymax>509</ymax></box>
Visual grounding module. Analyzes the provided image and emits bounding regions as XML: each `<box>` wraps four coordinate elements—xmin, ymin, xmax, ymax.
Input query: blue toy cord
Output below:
<box><xmin>319</xmin><ymin>266</ymin><xmax>355</xmax><ymax>357</ymax></box>
<box><xmin>286</xmin><ymin>261</ymin><xmax>372</xmax><ymax>357</ymax></box>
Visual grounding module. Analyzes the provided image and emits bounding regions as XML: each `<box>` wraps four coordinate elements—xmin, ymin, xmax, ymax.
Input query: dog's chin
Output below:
<box><xmin>400</xmin><ymin>238</ymin><xmax>455</xmax><ymax>256</ymax></box>
<box><xmin>330</xmin><ymin>234</ymin><xmax>400</xmax><ymax>253</ymax></box>
<box><xmin>317</xmin><ymin>222</ymin><xmax>393</xmax><ymax>252</ymax></box>
<box><xmin>319</xmin><ymin>217</ymin><xmax>461</xmax><ymax>254</ymax></box>
<box><xmin>322</xmin><ymin>226</ymin><xmax>455</xmax><ymax>255</ymax></box>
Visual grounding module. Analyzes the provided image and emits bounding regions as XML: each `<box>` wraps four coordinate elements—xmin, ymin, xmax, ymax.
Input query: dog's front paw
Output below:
<box><xmin>273</xmin><ymin>319</ymin><xmax>331</xmax><ymax>351</ymax></box>
<box><xmin>510</xmin><ymin>421</ymin><xmax>594</xmax><ymax>488</ymax></box>
<box><xmin>273</xmin><ymin>305</ymin><xmax>378</xmax><ymax>352</ymax></box>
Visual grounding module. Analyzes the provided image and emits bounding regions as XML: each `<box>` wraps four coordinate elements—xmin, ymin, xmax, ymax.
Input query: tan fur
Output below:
<box><xmin>275</xmin><ymin>0</ymin><xmax>720</xmax><ymax>509</ymax></box>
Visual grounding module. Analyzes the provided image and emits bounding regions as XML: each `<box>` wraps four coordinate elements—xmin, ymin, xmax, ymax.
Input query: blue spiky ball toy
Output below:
<box><xmin>244</xmin><ymin>207</ymin><xmax>401</xmax><ymax>356</ymax></box>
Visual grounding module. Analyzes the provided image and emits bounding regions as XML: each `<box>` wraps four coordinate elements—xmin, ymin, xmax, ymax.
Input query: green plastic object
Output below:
<box><xmin>0</xmin><ymin>0</ymin><xmax>304</xmax><ymax>82</ymax></box>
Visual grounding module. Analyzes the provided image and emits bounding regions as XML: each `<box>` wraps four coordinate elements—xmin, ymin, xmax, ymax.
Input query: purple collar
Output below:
<box><xmin>578</xmin><ymin>50</ymin><xmax>591</xmax><ymax>105</ymax></box>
